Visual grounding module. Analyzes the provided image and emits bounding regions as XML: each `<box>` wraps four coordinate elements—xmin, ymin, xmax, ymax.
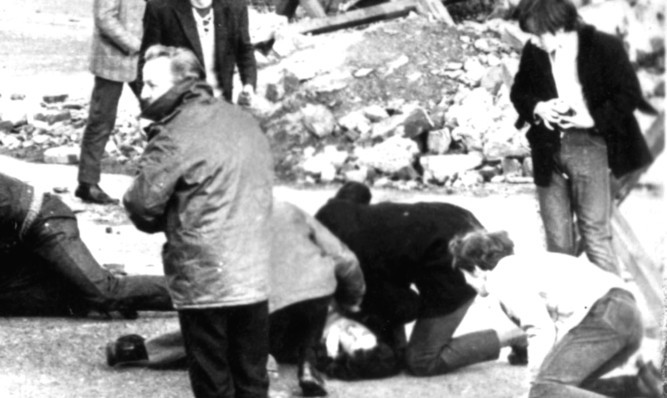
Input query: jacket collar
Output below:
<box><xmin>173</xmin><ymin>0</ymin><xmax>230</xmax><ymax>66</ymax></box>
<box><xmin>141</xmin><ymin>79</ymin><xmax>214</xmax><ymax>138</ymax></box>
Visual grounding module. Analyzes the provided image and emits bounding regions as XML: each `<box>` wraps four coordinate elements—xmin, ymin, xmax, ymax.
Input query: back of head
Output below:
<box><xmin>144</xmin><ymin>45</ymin><xmax>205</xmax><ymax>85</ymax></box>
<box><xmin>515</xmin><ymin>0</ymin><xmax>581</xmax><ymax>34</ymax></box>
<box><xmin>449</xmin><ymin>230</ymin><xmax>514</xmax><ymax>272</ymax></box>
<box><xmin>333</xmin><ymin>182</ymin><xmax>372</xmax><ymax>205</ymax></box>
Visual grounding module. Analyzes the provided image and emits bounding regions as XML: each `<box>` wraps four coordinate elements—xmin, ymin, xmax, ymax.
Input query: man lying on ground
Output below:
<box><xmin>106</xmin><ymin>201</ymin><xmax>368</xmax><ymax>397</ymax></box>
<box><xmin>450</xmin><ymin>230</ymin><xmax>662</xmax><ymax>398</ymax></box>
<box><xmin>314</xmin><ymin>182</ymin><xmax>527</xmax><ymax>377</ymax></box>
<box><xmin>0</xmin><ymin>172</ymin><xmax>172</xmax><ymax>318</ymax></box>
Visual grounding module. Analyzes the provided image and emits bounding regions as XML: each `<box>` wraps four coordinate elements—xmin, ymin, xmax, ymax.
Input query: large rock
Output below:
<box><xmin>43</xmin><ymin>145</ymin><xmax>79</xmax><ymax>165</ymax></box>
<box><xmin>426</xmin><ymin>128</ymin><xmax>452</xmax><ymax>154</ymax></box>
<box><xmin>301</xmin><ymin>104</ymin><xmax>336</xmax><ymax>138</ymax></box>
<box><xmin>338</xmin><ymin>111</ymin><xmax>371</xmax><ymax>137</ymax></box>
<box><xmin>355</xmin><ymin>135</ymin><xmax>420</xmax><ymax>175</ymax></box>
<box><xmin>420</xmin><ymin>153</ymin><xmax>484</xmax><ymax>184</ymax></box>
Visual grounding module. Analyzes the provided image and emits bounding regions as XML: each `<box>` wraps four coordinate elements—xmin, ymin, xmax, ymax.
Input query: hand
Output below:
<box><xmin>557</xmin><ymin>110</ymin><xmax>595</xmax><ymax>130</ymax></box>
<box><xmin>533</xmin><ymin>99</ymin><xmax>565</xmax><ymax>130</ymax></box>
<box><xmin>237</xmin><ymin>84</ymin><xmax>254</xmax><ymax>106</ymax></box>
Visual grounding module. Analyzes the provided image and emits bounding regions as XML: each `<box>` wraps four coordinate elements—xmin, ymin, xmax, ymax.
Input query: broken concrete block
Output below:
<box><xmin>301</xmin><ymin>104</ymin><xmax>336</xmax><ymax>138</ymax></box>
<box><xmin>34</xmin><ymin>110</ymin><xmax>71</xmax><ymax>125</ymax></box>
<box><xmin>427</xmin><ymin>128</ymin><xmax>452</xmax><ymax>154</ymax></box>
<box><xmin>43</xmin><ymin>94</ymin><xmax>68</xmax><ymax>104</ymax></box>
<box><xmin>0</xmin><ymin>121</ymin><xmax>13</xmax><ymax>132</ymax></box>
<box><xmin>402</xmin><ymin>108</ymin><xmax>435</xmax><ymax>138</ymax></box>
<box><xmin>356</xmin><ymin>135</ymin><xmax>419</xmax><ymax>175</ymax></box>
<box><xmin>43</xmin><ymin>145</ymin><xmax>79</xmax><ymax>164</ymax></box>
<box><xmin>338</xmin><ymin>111</ymin><xmax>371</xmax><ymax>135</ymax></box>
<box><xmin>420</xmin><ymin>153</ymin><xmax>484</xmax><ymax>184</ymax></box>
<box><xmin>501</xmin><ymin>157</ymin><xmax>523</xmax><ymax>177</ymax></box>
<box><xmin>362</xmin><ymin>105</ymin><xmax>389</xmax><ymax>122</ymax></box>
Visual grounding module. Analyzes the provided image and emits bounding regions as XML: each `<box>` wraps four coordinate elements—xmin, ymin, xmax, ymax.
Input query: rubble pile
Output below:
<box><xmin>0</xmin><ymin>0</ymin><xmax>663</xmax><ymax>191</ymax></box>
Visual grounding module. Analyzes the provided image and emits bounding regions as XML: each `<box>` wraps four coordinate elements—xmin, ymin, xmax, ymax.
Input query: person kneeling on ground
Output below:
<box><xmin>0</xmin><ymin>172</ymin><xmax>173</xmax><ymax>318</ymax></box>
<box><xmin>107</xmin><ymin>201</ymin><xmax>367</xmax><ymax>396</ymax></box>
<box><xmin>450</xmin><ymin>230</ymin><xmax>662</xmax><ymax>398</ymax></box>
<box><xmin>314</xmin><ymin>181</ymin><xmax>527</xmax><ymax>377</ymax></box>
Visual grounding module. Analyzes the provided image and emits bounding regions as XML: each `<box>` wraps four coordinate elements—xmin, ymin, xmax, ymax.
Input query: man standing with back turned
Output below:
<box><xmin>124</xmin><ymin>45</ymin><xmax>274</xmax><ymax>398</ymax></box>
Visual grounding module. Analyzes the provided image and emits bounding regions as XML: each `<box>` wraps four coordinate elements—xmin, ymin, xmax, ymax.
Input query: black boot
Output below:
<box><xmin>106</xmin><ymin>334</ymin><xmax>148</xmax><ymax>367</ymax></box>
<box><xmin>75</xmin><ymin>183</ymin><xmax>119</xmax><ymax>205</ymax></box>
<box><xmin>298</xmin><ymin>360</ymin><xmax>327</xmax><ymax>397</ymax></box>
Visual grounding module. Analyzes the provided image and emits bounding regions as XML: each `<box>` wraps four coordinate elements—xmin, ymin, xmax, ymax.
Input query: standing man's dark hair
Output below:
<box><xmin>515</xmin><ymin>0</ymin><xmax>581</xmax><ymax>34</ymax></box>
<box><xmin>76</xmin><ymin>0</ymin><xmax>146</xmax><ymax>205</ymax></box>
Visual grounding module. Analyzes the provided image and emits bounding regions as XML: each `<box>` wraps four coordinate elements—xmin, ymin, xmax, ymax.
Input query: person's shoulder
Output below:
<box><xmin>145</xmin><ymin>0</ymin><xmax>176</xmax><ymax>11</ymax></box>
<box><xmin>580</xmin><ymin>24</ymin><xmax>624</xmax><ymax>52</ymax></box>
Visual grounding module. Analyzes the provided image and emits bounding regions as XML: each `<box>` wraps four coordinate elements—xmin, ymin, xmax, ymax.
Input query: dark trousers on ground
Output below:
<box><xmin>178</xmin><ymin>301</ymin><xmax>270</xmax><ymax>398</ymax></box>
<box><xmin>404</xmin><ymin>298</ymin><xmax>501</xmax><ymax>376</ymax></box>
<box><xmin>530</xmin><ymin>288</ymin><xmax>643</xmax><ymax>398</ymax></box>
<box><xmin>78</xmin><ymin>76</ymin><xmax>140</xmax><ymax>185</ymax></box>
<box><xmin>0</xmin><ymin>193</ymin><xmax>172</xmax><ymax>316</ymax></box>
<box><xmin>143</xmin><ymin>297</ymin><xmax>331</xmax><ymax>370</ymax></box>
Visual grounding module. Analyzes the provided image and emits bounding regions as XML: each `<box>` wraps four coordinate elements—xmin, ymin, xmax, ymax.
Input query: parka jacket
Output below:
<box><xmin>124</xmin><ymin>80</ymin><xmax>274</xmax><ymax>309</ymax></box>
<box><xmin>510</xmin><ymin>25</ymin><xmax>653</xmax><ymax>187</ymax></box>
<box><xmin>269</xmin><ymin>201</ymin><xmax>365</xmax><ymax>313</ymax></box>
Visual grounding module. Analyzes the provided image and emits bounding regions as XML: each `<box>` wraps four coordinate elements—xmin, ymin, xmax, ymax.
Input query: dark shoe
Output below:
<box><xmin>508</xmin><ymin>344</ymin><xmax>528</xmax><ymax>366</ymax></box>
<box><xmin>298</xmin><ymin>361</ymin><xmax>327</xmax><ymax>397</ymax></box>
<box><xmin>75</xmin><ymin>183</ymin><xmax>119</xmax><ymax>205</ymax></box>
<box><xmin>636</xmin><ymin>359</ymin><xmax>662</xmax><ymax>398</ymax></box>
<box><xmin>106</xmin><ymin>334</ymin><xmax>148</xmax><ymax>367</ymax></box>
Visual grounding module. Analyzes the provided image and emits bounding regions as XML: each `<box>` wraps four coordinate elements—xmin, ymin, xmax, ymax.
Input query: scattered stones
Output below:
<box><xmin>42</xmin><ymin>94</ymin><xmax>68</xmax><ymax>104</ymax></box>
<box><xmin>301</xmin><ymin>104</ymin><xmax>336</xmax><ymax>138</ymax></box>
<box><xmin>420</xmin><ymin>153</ymin><xmax>484</xmax><ymax>184</ymax></box>
<box><xmin>43</xmin><ymin>145</ymin><xmax>79</xmax><ymax>165</ymax></box>
<box><xmin>34</xmin><ymin>110</ymin><xmax>71</xmax><ymax>125</ymax></box>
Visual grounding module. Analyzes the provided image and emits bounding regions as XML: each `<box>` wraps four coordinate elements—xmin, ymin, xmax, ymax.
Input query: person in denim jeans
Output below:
<box><xmin>510</xmin><ymin>0</ymin><xmax>653</xmax><ymax>274</ymax></box>
<box><xmin>450</xmin><ymin>230</ymin><xmax>662</xmax><ymax>398</ymax></box>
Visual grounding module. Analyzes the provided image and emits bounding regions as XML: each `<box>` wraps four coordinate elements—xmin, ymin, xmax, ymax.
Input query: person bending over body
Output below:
<box><xmin>107</xmin><ymin>201</ymin><xmax>367</xmax><ymax>397</ymax></box>
<box><xmin>314</xmin><ymin>182</ymin><xmax>526</xmax><ymax>377</ymax></box>
<box><xmin>0</xmin><ymin>172</ymin><xmax>172</xmax><ymax>318</ymax></box>
<box><xmin>451</xmin><ymin>230</ymin><xmax>662</xmax><ymax>398</ymax></box>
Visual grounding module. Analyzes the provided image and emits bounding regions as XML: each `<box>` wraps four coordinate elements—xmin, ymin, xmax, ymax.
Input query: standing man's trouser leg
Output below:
<box><xmin>537</xmin><ymin>129</ymin><xmax>619</xmax><ymax>274</ymax></box>
<box><xmin>530</xmin><ymin>288</ymin><xmax>643</xmax><ymax>398</ymax></box>
<box><xmin>78</xmin><ymin>76</ymin><xmax>138</xmax><ymax>185</ymax></box>
<box><xmin>25</xmin><ymin>194</ymin><xmax>172</xmax><ymax>312</ymax></box>
<box><xmin>179</xmin><ymin>301</ymin><xmax>270</xmax><ymax>398</ymax></box>
<box><xmin>405</xmin><ymin>298</ymin><xmax>501</xmax><ymax>376</ymax></box>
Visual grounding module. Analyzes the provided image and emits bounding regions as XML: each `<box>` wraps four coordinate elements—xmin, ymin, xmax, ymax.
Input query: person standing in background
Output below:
<box><xmin>509</xmin><ymin>0</ymin><xmax>653</xmax><ymax>274</ymax></box>
<box><xmin>76</xmin><ymin>0</ymin><xmax>145</xmax><ymax>205</ymax></box>
<box><xmin>141</xmin><ymin>0</ymin><xmax>257</xmax><ymax>104</ymax></box>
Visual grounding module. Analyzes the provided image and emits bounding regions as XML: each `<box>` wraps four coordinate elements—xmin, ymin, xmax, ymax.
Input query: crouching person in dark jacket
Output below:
<box><xmin>0</xmin><ymin>172</ymin><xmax>172</xmax><ymax>318</ymax></box>
<box><xmin>107</xmin><ymin>201</ymin><xmax>366</xmax><ymax>397</ymax></box>
<box><xmin>124</xmin><ymin>45</ymin><xmax>275</xmax><ymax>398</ymax></box>
<box><xmin>314</xmin><ymin>182</ymin><xmax>527</xmax><ymax>377</ymax></box>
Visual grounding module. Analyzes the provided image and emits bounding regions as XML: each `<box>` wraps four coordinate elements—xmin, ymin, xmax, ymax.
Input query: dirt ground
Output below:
<box><xmin>0</xmin><ymin>1</ymin><xmax>665</xmax><ymax>397</ymax></box>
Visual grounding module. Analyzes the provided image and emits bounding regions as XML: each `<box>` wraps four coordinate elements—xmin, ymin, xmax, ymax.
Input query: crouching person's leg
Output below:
<box><xmin>529</xmin><ymin>288</ymin><xmax>644</xmax><ymax>398</ymax></box>
<box><xmin>270</xmin><ymin>297</ymin><xmax>330</xmax><ymax>397</ymax></box>
<box><xmin>405</xmin><ymin>298</ymin><xmax>503</xmax><ymax>376</ymax></box>
<box><xmin>25</xmin><ymin>194</ymin><xmax>172</xmax><ymax>315</ymax></box>
<box><xmin>179</xmin><ymin>302</ymin><xmax>270</xmax><ymax>398</ymax></box>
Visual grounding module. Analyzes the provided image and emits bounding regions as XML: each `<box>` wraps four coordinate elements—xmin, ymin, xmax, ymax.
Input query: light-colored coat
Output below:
<box><xmin>89</xmin><ymin>0</ymin><xmax>145</xmax><ymax>82</ymax></box>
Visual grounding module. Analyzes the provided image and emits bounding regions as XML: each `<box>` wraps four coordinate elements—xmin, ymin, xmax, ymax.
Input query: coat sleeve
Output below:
<box><xmin>94</xmin><ymin>0</ymin><xmax>142</xmax><ymax>55</ymax></box>
<box><xmin>588</xmin><ymin>36</ymin><xmax>644</xmax><ymax>135</ymax></box>
<box><xmin>235</xmin><ymin>2</ymin><xmax>257</xmax><ymax>89</ymax></box>
<box><xmin>307</xmin><ymin>215</ymin><xmax>366</xmax><ymax>309</ymax></box>
<box><xmin>489</xmin><ymin>273</ymin><xmax>556</xmax><ymax>385</ymax></box>
<box><xmin>123</xmin><ymin>132</ymin><xmax>182</xmax><ymax>234</ymax></box>
<box><xmin>510</xmin><ymin>43</ymin><xmax>543</xmax><ymax>128</ymax></box>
